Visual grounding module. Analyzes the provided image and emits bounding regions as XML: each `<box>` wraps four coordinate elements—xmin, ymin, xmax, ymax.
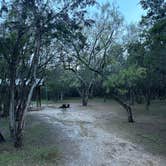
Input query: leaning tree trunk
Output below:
<box><xmin>111</xmin><ymin>94</ymin><xmax>134</xmax><ymax>123</ymax></box>
<box><xmin>14</xmin><ymin>82</ymin><xmax>37</xmax><ymax>148</ymax></box>
<box><xmin>14</xmin><ymin>27</ymin><xmax>41</xmax><ymax>148</ymax></box>
<box><xmin>0</xmin><ymin>132</ymin><xmax>5</xmax><ymax>143</ymax></box>
<box><xmin>14</xmin><ymin>126</ymin><xmax>23</xmax><ymax>148</ymax></box>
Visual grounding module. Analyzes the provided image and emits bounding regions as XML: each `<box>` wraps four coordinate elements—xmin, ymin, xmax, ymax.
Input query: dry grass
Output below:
<box><xmin>89</xmin><ymin>98</ymin><xmax>166</xmax><ymax>157</ymax></box>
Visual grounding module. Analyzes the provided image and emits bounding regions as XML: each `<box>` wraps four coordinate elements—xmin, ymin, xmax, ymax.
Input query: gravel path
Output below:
<box><xmin>29</xmin><ymin>103</ymin><xmax>166</xmax><ymax>166</ymax></box>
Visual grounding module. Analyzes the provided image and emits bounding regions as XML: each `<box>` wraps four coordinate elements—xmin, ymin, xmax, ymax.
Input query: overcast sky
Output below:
<box><xmin>98</xmin><ymin>0</ymin><xmax>145</xmax><ymax>24</ymax></box>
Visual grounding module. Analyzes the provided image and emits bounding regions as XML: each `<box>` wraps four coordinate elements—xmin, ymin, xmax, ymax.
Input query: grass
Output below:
<box><xmin>0</xmin><ymin>116</ymin><xmax>60</xmax><ymax>166</ymax></box>
<box><xmin>97</xmin><ymin>99</ymin><xmax>166</xmax><ymax>156</ymax></box>
<box><xmin>105</xmin><ymin>118</ymin><xmax>166</xmax><ymax>156</ymax></box>
<box><xmin>44</xmin><ymin>97</ymin><xmax>166</xmax><ymax>156</ymax></box>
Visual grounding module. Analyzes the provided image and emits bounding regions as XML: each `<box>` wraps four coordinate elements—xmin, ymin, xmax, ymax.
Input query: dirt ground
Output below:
<box><xmin>29</xmin><ymin>99</ymin><xmax>166</xmax><ymax>166</ymax></box>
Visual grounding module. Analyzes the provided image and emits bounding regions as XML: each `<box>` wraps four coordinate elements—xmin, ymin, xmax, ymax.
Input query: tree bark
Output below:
<box><xmin>81</xmin><ymin>89</ymin><xmax>89</xmax><ymax>106</ymax></box>
<box><xmin>145</xmin><ymin>88</ymin><xmax>151</xmax><ymax>110</ymax></box>
<box><xmin>129</xmin><ymin>88</ymin><xmax>135</xmax><ymax>105</ymax></box>
<box><xmin>82</xmin><ymin>95</ymin><xmax>88</xmax><ymax>106</ymax></box>
<box><xmin>0</xmin><ymin>132</ymin><xmax>5</xmax><ymax>143</ymax></box>
<box><xmin>9</xmin><ymin>76</ymin><xmax>16</xmax><ymax>138</ymax></box>
<box><xmin>14</xmin><ymin>29</ymin><xmax>41</xmax><ymax>148</ymax></box>
<box><xmin>111</xmin><ymin>94</ymin><xmax>134</xmax><ymax>123</ymax></box>
<box><xmin>36</xmin><ymin>86</ymin><xmax>41</xmax><ymax>107</ymax></box>
<box><xmin>14</xmin><ymin>128</ymin><xmax>23</xmax><ymax>148</ymax></box>
<box><xmin>14</xmin><ymin>82</ymin><xmax>37</xmax><ymax>148</ymax></box>
<box><xmin>60</xmin><ymin>91</ymin><xmax>64</xmax><ymax>101</ymax></box>
<box><xmin>103</xmin><ymin>94</ymin><xmax>107</xmax><ymax>103</ymax></box>
<box><xmin>89</xmin><ymin>85</ymin><xmax>94</xmax><ymax>99</ymax></box>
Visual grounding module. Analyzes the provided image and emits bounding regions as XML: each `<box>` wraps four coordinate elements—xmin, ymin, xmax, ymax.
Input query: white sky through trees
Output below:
<box><xmin>97</xmin><ymin>0</ymin><xmax>145</xmax><ymax>23</ymax></box>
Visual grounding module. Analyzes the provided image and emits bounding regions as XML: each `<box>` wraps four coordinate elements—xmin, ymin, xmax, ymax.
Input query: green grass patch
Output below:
<box><xmin>0</xmin><ymin>116</ymin><xmax>60</xmax><ymax>166</ymax></box>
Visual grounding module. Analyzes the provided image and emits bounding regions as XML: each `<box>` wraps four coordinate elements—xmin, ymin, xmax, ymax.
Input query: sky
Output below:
<box><xmin>98</xmin><ymin>0</ymin><xmax>145</xmax><ymax>24</ymax></box>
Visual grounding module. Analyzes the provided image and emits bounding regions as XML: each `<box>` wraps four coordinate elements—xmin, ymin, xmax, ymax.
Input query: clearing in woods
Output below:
<box><xmin>1</xmin><ymin>99</ymin><xmax>166</xmax><ymax>166</ymax></box>
<box><xmin>31</xmin><ymin>99</ymin><xmax>166</xmax><ymax>166</ymax></box>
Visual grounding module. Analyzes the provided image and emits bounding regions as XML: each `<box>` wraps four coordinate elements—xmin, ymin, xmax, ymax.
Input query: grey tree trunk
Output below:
<box><xmin>60</xmin><ymin>91</ymin><xmax>64</xmax><ymax>101</ymax></box>
<box><xmin>129</xmin><ymin>88</ymin><xmax>135</xmax><ymax>105</ymax></box>
<box><xmin>14</xmin><ymin>82</ymin><xmax>36</xmax><ymax>148</ymax></box>
<box><xmin>9</xmin><ymin>78</ymin><xmax>16</xmax><ymax>138</ymax></box>
<box><xmin>36</xmin><ymin>86</ymin><xmax>41</xmax><ymax>107</ymax></box>
<box><xmin>103</xmin><ymin>94</ymin><xmax>107</xmax><ymax>103</ymax></box>
<box><xmin>145</xmin><ymin>88</ymin><xmax>151</xmax><ymax>110</ymax></box>
<box><xmin>81</xmin><ymin>89</ymin><xmax>89</xmax><ymax>106</ymax></box>
<box><xmin>14</xmin><ymin>30</ymin><xmax>41</xmax><ymax>148</ymax></box>
<box><xmin>112</xmin><ymin>94</ymin><xmax>134</xmax><ymax>123</ymax></box>
<box><xmin>0</xmin><ymin>132</ymin><xmax>5</xmax><ymax>143</ymax></box>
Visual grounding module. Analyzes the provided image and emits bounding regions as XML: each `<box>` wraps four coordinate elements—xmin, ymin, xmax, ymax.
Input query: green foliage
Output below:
<box><xmin>140</xmin><ymin>0</ymin><xmax>166</xmax><ymax>25</ymax></box>
<box><xmin>104</xmin><ymin>65</ymin><xmax>146</xmax><ymax>95</ymax></box>
<box><xmin>45</xmin><ymin>67</ymin><xmax>77</xmax><ymax>99</ymax></box>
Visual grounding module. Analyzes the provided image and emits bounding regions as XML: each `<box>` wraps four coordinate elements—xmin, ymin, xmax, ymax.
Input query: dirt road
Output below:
<box><xmin>29</xmin><ymin>101</ymin><xmax>166</xmax><ymax>166</ymax></box>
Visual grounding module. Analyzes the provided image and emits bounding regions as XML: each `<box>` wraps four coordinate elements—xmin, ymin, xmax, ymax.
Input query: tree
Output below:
<box><xmin>62</xmin><ymin>61</ymin><xmax>96</xmax><ymax>106</ymax></box>
<box><xmin>45</xmin><ymin>67</ymin><xmax>75</xmax><ymax>101</ymax></box>
<box><xmin>140</xmin><ymin>0</ymin><xmax>166</xmax><ymax>25</ymax></box>
<box><xmin>0</xmin><ymin>0</ymin><xmax>96</xmax><ymax>148</ymax></box>
<box><xmin>58</xmin><ymin>2</ymin><xmax>124</xmax><ymax>106</ymax></box>
<box><xmin>0</xmin><ymin>55</ymin><xmax>9</xmax><ymax>117</ymax></box>
<box><xmin>139</xmin><ymin>0</ymin><xmax>166</xmax><ymax>109</ymax></box>
<box><xmin>0</xmin><ymin>132</ymin><xmax>5</xmax><ymax>142</ymax></box>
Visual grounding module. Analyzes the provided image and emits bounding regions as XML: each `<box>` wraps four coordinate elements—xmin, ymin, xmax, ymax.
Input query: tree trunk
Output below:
<box><xmin>103</xmin><ymin>94</ymin><xmax>107</xmax><ymax>103</ymax></box>
<box><xmin>14</xmin><ymin>128</ymin><xmax>23</xmax><ymax>148</ymax></box>
<box><xmin>14</xmin><ymin>82</ymin><xmax>37</xmax><ymax>148</ymax></box>
<box><xmin>9</xmin><ymin>78</ymin><xmax>16</xmax><ymax>138</ymax></box>
<box><xmin>60</xmin><ymin>91</ymin><xmax>64</xmax><ymax>101</ymax></box>
<box><xmin>146</xmin><ymin>97</ymin><xmax>150</xmax><ymax>110</ymax></box>
<box><xmin>82</xmin><ymin>89</ymin><xmax>89</xmax><ymax>106</ymax></box>
<box><xmin>89</xmin><ymin>86</ymin><xmax>94</xmax><ymax>99</ymax></box>
<box><xmin>36</xmin><ymin>86</ymin><xmax>41</xmax><ymax>107</ymax></box>
<box><xmin>38</xmin><ymin>86</ymin><xmax>41</xmax><ymax>107</ymax></box>
<box><xmin>0</xmin><ymin>104</ymin><xmax>5</xmax><ymax>117</ymax></box>
<box><xmin>111</xmin><ymin>94</ymin><xmax>134</xmax><ymax>123</ymax></box>
<box><xmin>129</xmin><ymin>88</ymin><xmax>134</xmax><ymax>105</ymax></box>
<box><xmin>82</xmin><ymin>95</ymin><xmax>88</xmax><ymax>106</ymax></box>
<box><xmin>0</xmin><ymin>132</ymin><xmax>5</xmax><ymax>143</ymax></box>
<box><xmin>145</xmin><ymin>88</ymin><xmax>151</xmax><ymax>110</ymax></box>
